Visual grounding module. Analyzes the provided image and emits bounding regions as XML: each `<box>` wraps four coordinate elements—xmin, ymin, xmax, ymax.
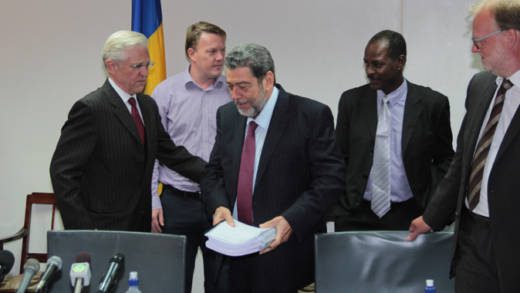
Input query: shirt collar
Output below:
<box><xmin>248</xmin><ymin>86</ymin><xmax>279</xmax><ymax>130</ymax></box>
<box><xmin>377</xmin><ymin>80</ymin><xmax>408</xmax><ymax>106</ymax></box>
<box><xmin>108</xmin><ymin>78</ymin><xmax>134</xmax><ymax>102</ymax></box>
<box><xmin>497</xmin><ymin>70</ymin><xmax>520</xmax><ymax>87</ymax></box>
<box><xmin>183</xmin><ymin>65</ymin><xmax>225</xmax><ymax>91</ymax></box>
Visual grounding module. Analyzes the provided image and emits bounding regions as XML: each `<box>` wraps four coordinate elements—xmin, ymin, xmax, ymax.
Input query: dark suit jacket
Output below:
<box><xmin>50</xmin><ymin>80</ymin><xmax>206</xmax><ymax>231</ymax></box>
<box><xmin>201</xmin><ymin>85</ymin><xmax>345</xmax><ymax>290</ymax></box>
<box><xmin>335</xmin><ymin>81</ymin><xmax>454</xmax><ymax>214</ymax></box>
<box><xmin>424</xmin><ymin>71</ymin><xmax>520</xmax><ymax>291</ymax></box>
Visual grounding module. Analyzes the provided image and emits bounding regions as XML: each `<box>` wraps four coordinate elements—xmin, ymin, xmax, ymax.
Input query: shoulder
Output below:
<box><xmin>407</xmin><ymin>81</ymin><xmax>449</xmax><ymax>105</ymax></box>
<box><xmin>287</xmin><ymin>91</ymin><xmax>329</xmax><ymax>112</ymax></box>
<box><xmin>157</xmin><ymin>72</ymin><xmax>186</xmax><ymax>89</ymax></box>
<box><xmin>76</xmin><ymin>85</ymin><xmax>109</xmax><ymax>109</ymax></box>
<box><xmin>339</xmin><ymin>84</ymin><xmax>372</xmax><ymax>104</ymax></box>
<box><xmin>216</xmin><ymin>101</ymin><xmax>239</xmax><ymax>118</ymax></box>
<box><xmin>465</xmin><ymin>71</ymin><xmax>497</xmax><ymax>108</ymax></box>
<box><xmin>468</xmin><ymin>71</ymin><xmax>496</xmax><ymax>89</ymax></box>
<box><xmin>152</xmin><ymin>72</ymin><xmax>186</xmax><ymax>100</ymax></box>
<box><xmin>281</xmin><ymin>90</ymin><xmax>334</xmax><ymax>125</ymax></box>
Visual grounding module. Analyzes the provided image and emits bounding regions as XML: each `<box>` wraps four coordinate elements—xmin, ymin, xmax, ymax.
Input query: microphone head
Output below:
<box><xmin>0</xmin><ymin>250</ymin><xmax>15</xmax><ymax>273</ymax></box>
<box><xmin>111</xmin><ymin>253</ymin><xmax>124</xmax><ymax>263</ymax></box>
<box><xmin>47</xmin><ymin>255</ymin><xmax>63</xmax><ymax>270</ymax></box>
<box><xmin>0</xmin><ymin>250</ymin><xmax>15</xmax><ymax>282</ymax></box>
<box><xmin>24</xmin><ymin>258</ymin><xmax>40</xmax><ymax>272</ymax></box>
<box><xmin>75</xmin><ymin>252</ymin><xmax>91</xmax><ymax>263</ymax></box>
<box><xmin>70</xmin><ymin>253</ymin><xmax>91</xmax><ymax>287</ymax></box>
<box><xmin>35</xmin><ymin>255</ymin><xmax>63</xmax><ymax>291</ymax></box>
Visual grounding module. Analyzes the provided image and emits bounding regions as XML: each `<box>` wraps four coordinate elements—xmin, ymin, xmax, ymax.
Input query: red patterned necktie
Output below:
<box><xmin>236</xmin><ymin>121</ymin><xmax>257</xmax><ymax>225</ymax></box>
<box><xmin>128</xmin><ymin>97</ymin><xmax>145</xmax><ymax>144</ymax></box>
<box><xmin>467</xmin><ymin>79</ymin><xmax>513</xmax><ymax>210</ymax></box>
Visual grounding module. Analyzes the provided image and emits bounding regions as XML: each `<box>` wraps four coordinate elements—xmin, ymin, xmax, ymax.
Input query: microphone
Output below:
<box><xmin>0</xmin><ymin>250</ymin><xmax>14</xmax><ymax>282</ymax></box>
<box><xmin>97</xmin><ymin>253</ymin><xmax>124</xmax><ymax>293</ymax></box>
<box><xmin>35</xmin><ymin>255</ymin><xmax>62</xmax><ymax>292</ymax></box>
<box><xmin>15</xmin><ymin>258</ymin><xmax>40</xmax><ymax>293</ymax></box>
<box><xmin>69</xmin><ymin>252</ymin><xmax>91</xmax><ymax>293</ymax></box>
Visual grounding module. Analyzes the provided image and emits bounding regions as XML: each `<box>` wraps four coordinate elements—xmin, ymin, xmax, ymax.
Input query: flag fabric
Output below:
<box><xmin>132</xmin><ymin>0</ymin><xmax>166</xmax><ymax>95</ymax></box>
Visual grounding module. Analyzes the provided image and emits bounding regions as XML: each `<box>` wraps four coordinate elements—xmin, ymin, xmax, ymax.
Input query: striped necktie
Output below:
<box><xmin>467</xmin><ymin>79</ymin><xmax>513</xmax><ymax>210</ymax></box>
<box><xmin>371</xmin><ymin>97</ymin><xmax>391</xmax><ymax>218</ymax></box>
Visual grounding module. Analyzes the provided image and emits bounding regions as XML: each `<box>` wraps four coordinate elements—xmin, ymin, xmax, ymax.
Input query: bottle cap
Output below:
<box><xmin>426</xmin><ymin>279</ymin><xmax>434</xmax><ymax>287</ymax></box>
<box><xmin>128</xmin><ymin>271</ymin><xmax>139</xmax><ymax>286</ymax></box>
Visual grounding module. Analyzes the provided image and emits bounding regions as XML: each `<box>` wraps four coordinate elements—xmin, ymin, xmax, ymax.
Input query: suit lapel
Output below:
<box><xmin>231</xmin><ymin>112</ymin><xmax>248</xmax><ymax>195</ymax></box>
<box><xmin>361</xmin><ymin>87</ymin><xmax>378</xmax><ymax>139</ymax></box>
<box><xmin>137</xmin><ymin>94</ymin><xmax>152</xmax><ymax>144</ymax></box>
<box><xmin>402</xmin><ymin>83</ymin><xmax>423</xmax><ymax>155</ymax></box>
<box><xmin>255</xmin><ymin>87</ymin><xmax>292</xmax><ymax>186</ymax></box>
<box><xmin>495</xmin><ymin>103</ymin><xmax>520</xmax><ymax>163</ymax></box>
<box><xmin>464</xmin><ymin>79</ymin><xmax>497</xmax><ymax>165</ymax></box>
<box><xmin>103</xmin><ymin>81</ymin><xmax>143</xmax><ymax>144</ymax></box>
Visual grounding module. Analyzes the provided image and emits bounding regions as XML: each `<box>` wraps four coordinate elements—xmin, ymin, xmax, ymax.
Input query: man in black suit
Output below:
<box><xmin>201</xmin><ymin>43</ymin><xmax>344</xmax><ymax>292</ymax></box>
<box><xmin>333</xmin><ymin>30</ymin><xmax>454</xmax><ymax>231</ymax></box>
<box><xmin>408</xmin><ymin>1</ymin><xmax>520</xmax><ymax>292</ymax></box>
<box><xmin>50</xmin><ymin>30</ymin><xmax>206</xmax><ymax>232</ymax></box>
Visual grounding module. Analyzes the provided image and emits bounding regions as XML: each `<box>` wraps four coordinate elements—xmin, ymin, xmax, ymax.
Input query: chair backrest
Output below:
<box><xmin>47</xmin><ymin>230</ymin><xmax>186</xmax><ymax>293</ymax></box>
<box><xmin>315</xmin><ymin>231</ymin><xmax>454</xmax><ymax>293</ymax></box>
<box><xmin>21</xmin><ymin>192</ymin><xmax>58</xmax><ymax>273</ymax></box>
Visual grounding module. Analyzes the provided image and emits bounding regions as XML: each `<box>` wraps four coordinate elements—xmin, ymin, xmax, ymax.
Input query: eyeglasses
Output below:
<box><xmin>129</xmin><ymin>61</ymin><xmax>154</xmax><ymax>70</ymax></box>
<box><xmin>472</xmin><ymin>29</ymin><xmax>504</xmax><ymax>49</ymax></box>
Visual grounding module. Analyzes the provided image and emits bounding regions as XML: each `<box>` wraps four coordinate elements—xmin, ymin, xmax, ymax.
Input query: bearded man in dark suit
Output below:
<box><xmin>201</xmin><ymin>43</ymin><xmax>344</xmax><ymax>293</ymax></box>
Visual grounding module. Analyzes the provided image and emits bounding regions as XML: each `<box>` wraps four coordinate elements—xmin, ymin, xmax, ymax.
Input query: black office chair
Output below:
<box><xmin>315</xmin><ymin>231</ymin><xmax>454</xmax><ymax>293</ymax></box>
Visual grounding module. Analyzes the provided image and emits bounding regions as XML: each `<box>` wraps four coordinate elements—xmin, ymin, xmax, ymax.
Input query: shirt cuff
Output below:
<box><xmin>152</xmin><ymin>195</ymin><xmax>162</xmax><ymax>209</ymax></box>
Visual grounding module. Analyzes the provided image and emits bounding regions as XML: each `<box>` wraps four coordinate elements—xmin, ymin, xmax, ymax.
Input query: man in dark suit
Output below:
<box><xmin>333</xmin><ymin>30</ymin><xmax>454</xmax><ymax>231</ymax></box>
<box><xmin>50</xmin><ymin>30</ymin><xmax>206</xmax><ymax>232</ymax></box>
<box><xmin>201</xmin><ymin>43</ymin><xmax>344</xmax><ymax>293</ymax></box>
<box><xmin>408</xmin><ymin>1</ymin><xmax>520</xmax><ymax>292</ymax></box>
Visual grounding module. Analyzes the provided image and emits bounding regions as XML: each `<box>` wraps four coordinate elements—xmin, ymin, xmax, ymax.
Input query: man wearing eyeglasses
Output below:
<box><xmin>408</xmin><ymin>1</ymin><xmax>520</xmax><ymax>292</ymax></box>
<box><xmin>332</xmin><ymin>30</ymin><xmax>454</xmax><ymax>231</ymax></box>
<box><xmin>50</xmin><ymin>30</ymin><xmax>206</xmax><ymax>232</ymax></box>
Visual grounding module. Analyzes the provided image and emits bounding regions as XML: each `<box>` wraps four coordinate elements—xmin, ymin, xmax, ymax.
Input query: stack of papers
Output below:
<box><xmin>205</xmin><ymin>220</ymin><xmax>276</xmax><ymax>256</ymax></box>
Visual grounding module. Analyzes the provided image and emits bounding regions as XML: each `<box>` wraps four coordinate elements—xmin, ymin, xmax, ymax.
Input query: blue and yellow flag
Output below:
<box><xmin>132</xmin><ymin>0</ymin><xmax>166</xmax><ymax>95</ymax></box>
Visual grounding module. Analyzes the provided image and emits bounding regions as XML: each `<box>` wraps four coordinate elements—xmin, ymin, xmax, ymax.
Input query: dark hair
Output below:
<box><xmin>368</xmin><ymin>30</ymin><xmax>407</xmax><ymax>60</ymax></box>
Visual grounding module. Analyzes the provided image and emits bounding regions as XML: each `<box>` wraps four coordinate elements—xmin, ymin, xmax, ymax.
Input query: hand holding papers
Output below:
<box><xmin>205</xmin><ymin>220</ymin><xmax>276</xmax><ymax>256</ymax></box>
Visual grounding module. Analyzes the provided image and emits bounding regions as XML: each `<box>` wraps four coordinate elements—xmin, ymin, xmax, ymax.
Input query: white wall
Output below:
<box><xmin>0</xmin><ymin>0</ymin><xmax>480</xmax><ymax>291</ymax></box>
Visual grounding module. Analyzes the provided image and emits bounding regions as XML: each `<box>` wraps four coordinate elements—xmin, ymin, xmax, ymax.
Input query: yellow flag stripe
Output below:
<box><xmin>144</xmin><ymin>24</ymin><xmax>166</xmax><ymax>95</ymax></box>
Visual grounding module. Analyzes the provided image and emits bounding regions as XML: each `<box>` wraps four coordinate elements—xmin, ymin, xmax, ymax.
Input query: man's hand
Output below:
<box><xmin>406</xmin><ymin>216</ymin><xmax>432</xmax><ymax>241</ymax></box>
<box><xmin>259</xmin><ymin>216</ymin><xmax>292</xmax><ymax>254</ymax></box>
<box><xmin>151</xmin><ymin>208</ymin><xmax>164</xmax><ymax>233</ymax></box>
<box><xmin>213</xmin><ymin>206</ymin><xmax>234</xmax><ymax>226</ymax></box>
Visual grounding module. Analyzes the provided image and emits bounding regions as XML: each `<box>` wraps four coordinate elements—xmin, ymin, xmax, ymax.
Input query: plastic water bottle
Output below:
<box><xmin>125</xmin><ymin>271</ymin><xmax>142</xmax><ymax>293</ymax></box>
<box><xmin>424</xmin><ymin>279</ymin><xmax>436</xmax><ymax>293</ymax></box>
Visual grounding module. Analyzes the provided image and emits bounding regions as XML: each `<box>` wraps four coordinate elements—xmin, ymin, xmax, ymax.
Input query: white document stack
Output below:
<box><xmin>205</xmin><ymin>220</ymin><xmax>276</xmax><ymax>256</ymax></box>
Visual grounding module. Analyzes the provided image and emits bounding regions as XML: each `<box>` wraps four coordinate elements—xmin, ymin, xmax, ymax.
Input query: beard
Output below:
<box><xmin>237</xmin><ymin>105</ymin><xmax>259</xmax><ymax>118</ymax></box>
<box><xmin>235</xmin><ymin>86</ymin><xmax>269</xmax><ymax>118</ymax></box>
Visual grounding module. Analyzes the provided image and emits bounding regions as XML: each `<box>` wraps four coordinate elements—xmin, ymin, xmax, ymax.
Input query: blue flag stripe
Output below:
<box><xmin>131</xmin><ymin>0</ymin><xmax>163</xmax><ymax>38</ymax></box>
